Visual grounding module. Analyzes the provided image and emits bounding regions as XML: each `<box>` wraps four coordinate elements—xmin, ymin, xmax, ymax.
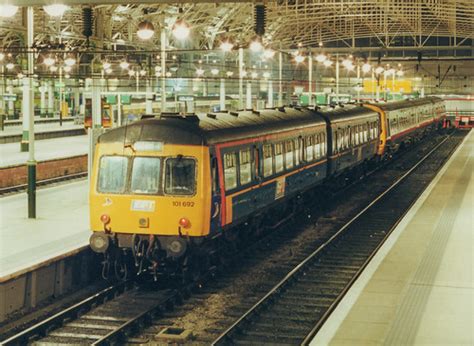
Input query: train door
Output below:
<box><xmin>210</xmin><ymin>155</ymin><xmax>222</xmax><ymax>233</ymax></box>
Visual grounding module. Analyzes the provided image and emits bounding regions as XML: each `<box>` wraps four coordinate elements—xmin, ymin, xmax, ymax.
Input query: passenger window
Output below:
<box><xmin>306</xmin><ymin>136</ymin><xmax>314</xmax><ymax>161</ymax></box>
<box><xmin>164</xmin><ymin>157</ymin><xmax>196</xmax><ymax>195</ymax></box>
<box><xmin>274</xmin><ymin>143</ymin><xmax>284</xmax><ymax>173</ymax></box>
<box><xmin>239</xmin><ymin>149</ymin><xmax>252</xmax><ymax>185</ymax></box>
<box><xmin>263</xmin><ymin>144</ymin><xmax>274</xmax><ymax>177</ymax></box>
<box><xmin>131</xmin><ymin>157</ymin><xmax>161</xmax><ymax>194</ymax></box>
<box><xmin>285</xmin><ymin>140</ymin><xmax>294</xmax><ymax>169</ymax></box>
<box><xmin>294</xmin><ymin>139</ymin><xmax>301</xmax><ymax>166</ymax></box>
<box><xmin>321</xmin><ymin>133</ymin><xmax>326</xmax><ymax>156</ymax></box>
<box><xmin>223</xmin><ymin>152</ymin><xmax>237</xmax><ymax>190</ymax></box>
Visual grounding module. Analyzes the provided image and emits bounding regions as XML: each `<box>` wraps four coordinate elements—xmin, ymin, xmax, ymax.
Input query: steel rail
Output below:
<box><xmin>1</xmin><ymin>281</ymin><xmax>132</xmax><ymax>345</ymax></box>
<box><xmin>212</xmin><ymin>133</ymin><xmax>453</xmax><ymax>346</ymax></box>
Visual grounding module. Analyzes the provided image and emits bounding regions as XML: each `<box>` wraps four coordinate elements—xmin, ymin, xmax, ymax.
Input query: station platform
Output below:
<box><xmin>0</xmin><ymin>121</ymin><xmax>85</xmax><ymax>144</ymax></box>
<box><xmin>314</xmin><ymin>129</ymin><xmax>473</xmax><ymax>345</ymax></box>
<box><xmin>0</xmin><ymin>135</ymin><xmax>88</xmax><ymax>168</ymax></box>
<box><xmin>0</xmin><ymin>180</ymin><xmax>90</xmax><ymax>280</ymax></box>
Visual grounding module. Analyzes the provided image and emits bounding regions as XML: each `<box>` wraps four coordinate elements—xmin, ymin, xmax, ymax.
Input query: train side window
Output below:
<box><xmin>315</xmin><ymin>134</ymin><xmax>321</xmax><ymax>159</ymax></box>
<box><xmin>263</xmin><ymin>144</ymin><xmax>274</xmax><ymax>177</ymax></box>
<box><xmin>239</xmin><ymin>149</ymin><xmax>252</xmax><ymax>185</ymax></box>
<box><xmin>223</xmin><ymin>152</ymin><xmax>237</xmax><ymax>190</ymax></box>
<box><xmin>306</xmin><ymin>136</ymin><xmax>314</xmax><ymax>161</ymax></box>
<box><xmin>333</xmin><ymin>131</ymin><xmax>338</xmax><ymax>154</ymax></box>
<box><xmin>354</xmin><ymin>127</ymin><xmax>359</xmax><ymax>145</ymax></box>
<box><xmin>294</xmin><ymin>139</ymin><xmax>301</xmax><ymax>166</ymax></box>
<box><xmin>285</xmin><ymin>140</ymin><xmax>294</xmax><ymax>169</ymax></box>
<box><xmin>274</xmin><ymin>143</ymin><xmax>284</xmax><ymax>173</ymax></box>
<box><xmin>364</xmin><ymin>124</ymin><xmax>368</xmax><ymax>142</ymax></box>
<box><xmin>321</xmin><ymin>133</ymin><xmax>326</xmax><ymax>156</ymax></box>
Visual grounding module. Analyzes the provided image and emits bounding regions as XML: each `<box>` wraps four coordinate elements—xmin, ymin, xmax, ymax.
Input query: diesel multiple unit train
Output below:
<box><xmin>89</xmin><ymin>97</ymin><xmax>445</xmax><ymax>280</ymax></box>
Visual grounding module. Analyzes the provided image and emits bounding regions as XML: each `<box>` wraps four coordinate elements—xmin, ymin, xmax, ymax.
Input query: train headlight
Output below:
<box><xmin>165</xmin><ymin>238</ymin><xmax>187</xmax><ymax>258</ymax></box>
<box><xmin>90</xmin><ymin>232</ymin><xmax>110</xmax><ymax>253</ymax></box>
<box><xmin>100</xmin><ymin>214</ymin><xmax>110</xmax><ymax>224</ymax></box>
<box><xmin>178</xmin><ymin>217</ymin><xmax>191</xmax><ymax>229</ymax></box>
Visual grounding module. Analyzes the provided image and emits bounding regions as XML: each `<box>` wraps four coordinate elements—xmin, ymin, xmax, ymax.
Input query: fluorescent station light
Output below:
<box><xmin>375</xmin><ymin>66</ymin><xmax>384</xmax><ymax>74</ymax></box>
<box><xmin>315</xmin><ymin>54</ymin><xmax>327</xmax><ymax>63</ymax></box>
<box><xmin>263</xmin><ymin>49</ymin><xmax>275</xmax><ymax>59</ymax></box>
<box><xmin>294</xmin><ymin>55</ymin><xmax>305</xmax><ymax>63</ymax></box>
<box><xmin>220</xmin><ymin>41</ymin><xmax>234</xmax><ymax>52</ymax></box>
<box><xmin>0</xmin><ymin>5</ymin><xmax>19</xmax><ymax>18</ymax></box>
<box><xmin>120</xmin><ymin>61</ymin><xmax>129</xmax><ymax>69</ymax></box>
<box><xmin>172</xmin><ymin>21</ymin><xmax>190</xmax><ymax>40</ymax></box>
<box><xmin>0</xmin><ymin>53</ymin><xmax>5</xmax><ymax>61</ymax></box>
<box><xmin>6</xmin><ymin>62</ymin><xmax>14</xmax><ymax>70</ymax></box>
<box><xmin>128</xmin><ymin>70</ymin><xmax>135</xmax><ymax>77</ymax></box>
<box><xmin>323</xmin><ymin>59</ymin><xmax>333</xmax><ymax>67</ymax></box>
<box><xmin>196</xmin><ymin>68</ymin><xmax>204</xmax><ymax>76</ymax></box>
<box><xmin>362</xmin><ymin>63</ymin><xmax>371</xmax><ymax>73</ymax></box>
<box><xmin>249</xmin><ymin>40</ymin><xmax>263</xmax><ymax>52</ymax></box>
<box><xmin>50</xmin><ymin>65</ymin><xmax>58</xmax><ymax>72</ymax></box>
<box><xmin>226</xmin><ymin>71</ymin><xmax>234</xmax><ymax>77</ymax></box>
<box><xmin>64</xmin><ymin>56</ymin><xmax>76</xmax><ymax>66</ymax></box>
<box><xmin>397</xmin><ymin>70</ymin><xmax>404</xmax><ymax>77</ymax></box>
<box><xmin>211</xmin><ymin>68</ymin><xmax>219</xmax><ymax>75</ymax></box>
<box><xmin>251</xmin><ymin>72</ymin><xmax>258</xmax><ymax>78</ymax></box>
<box><xmin>43</xmin><ymin>56</ymin><xmax>56</xmax><ymax>66</ymax></box>
<box><xmin>63</xmin><ymin>65</ymin><xmax>72</xmax><ymax>72</ymax></box>
<box><xmin>43</xmin><ymin>4</ymin><xmax>69</xmax><ymax>17</ymax></box>
<box><xmin>103</xmin><ymin>62</ymin><xmax>111</xmax><ymax>69</ymax></box>
<box><xmin>137</xmin><ymin>21</ymin><xmax>154</xmax><ymax>40</ymax></box>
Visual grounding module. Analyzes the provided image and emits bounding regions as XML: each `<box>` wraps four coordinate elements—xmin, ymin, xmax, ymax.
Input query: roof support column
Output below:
<box><xmin>25</xmin><ymin>6</ymin><xmax>36</xmax><ymax>219</ymax></box>
<box><xmin>267</xmin><ymin>79</ymin><xmax>273</xmax><ymax>108</ymax></box>
<box><xmin>238</xmin><ymin>47</ymin><xmax>244</xmax><ymax>110</ymax></box>
<box><xmin>308</xmin><ymin>53</ymin><xmax>313</xmax><ymax>106</ymax></box>
<box><xmin>356</xmin><ymin>63</ymin><xmax>361</xmax><ymax>102</ymax></box>
<box><xmin>92</xmin><ymin>78</ymin><xmax>101</xmax><ymax>128</ymax></box>
<box><xmin>335</xmin><ymin>54</ymin><xmax>339</xmax><ymax>103</ymax></box>
<box><xmin>278</xmin><ymin>51</ymin><xmax>283</xmax><ymax>107</ymax></box>
<box><xmin>220</xmin><ymin>78</ymin><xmax>226</xmax><ymax>111</ymax></box>
<box><xmin>47</xmin><ymin>82</ymin><xmax>54</xmax><ymax>116</ymax></box>
<box><xmin>161</xmin><ymin>29</ymin><xmax>166</xmax><ymax>113</ymax></box>
<box><xmin>246</xmin><ymin>80</ymin><xmax>252</xmax><ymax>110</ymax></box>
<box><xmin>40</xmin><ymin>83</ymin><xmax>46</xmax><ymax>116</ymax></box>
<box><xmin>146</xmin><ymin>79</ymin><xmax>153</xmax><ymax>114</ymax></box>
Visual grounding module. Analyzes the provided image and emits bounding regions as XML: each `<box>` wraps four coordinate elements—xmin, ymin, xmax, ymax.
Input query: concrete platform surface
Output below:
<box><xmin>313</xmin><ymin>130</ymin><xmax>473</xmax><ymax>346</ymax></box>
<box><xmin>0</xmin><ymin>135</ymin><xmax>88</xmax><ymax>168</ymax></box>
<box><xmin>0</xmin><ymin>180</ymin><xmax>90</xmax><ymax>279</ymax></box>
<box><xmin>0</xmin><ymin>121</ymin><xmax>84</xmax><ymax>137</ymax></box>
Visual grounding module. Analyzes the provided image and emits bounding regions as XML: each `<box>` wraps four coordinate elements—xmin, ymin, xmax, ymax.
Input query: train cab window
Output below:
<box><xmin>164</xmin><ymin>157</ymin><xmax>196</xmax><ymax>195</ymax></box>
<box><xmin>239</xmin><ymin>149</ymin><xmax>253</xmax><ymax>185</ymax></box>
<box><xmin>98</xmin><ymin>156</ymin><xmax>128</xmax><ymax>194</ymax></box>
<box><xmin>284</xmin><ymin>141</ymin><xmax>294</xmax><ymax>170</ymax></box>
<box><xmin>305</xmin><ymin>136</ymin><xmax>314</xmax><ymax>161</ymax></box>
<box><xmin>263</xmin><ymin>144</ymin><xmax>274</xmax><ymax>177</ymax></box>
<box><xmin>131</xmin><ymin>157</ymin><xmax>161</xmax><ymax>194</ymax></box>
<box><xmin>223</xmin><ymin>152</ymin><xmax>237</xmax><ymax>190</ymax></box>
<box><xmin>274</xmin><ymin>143</ymin><xmax>284</xmax><ymax>173</ymax></box>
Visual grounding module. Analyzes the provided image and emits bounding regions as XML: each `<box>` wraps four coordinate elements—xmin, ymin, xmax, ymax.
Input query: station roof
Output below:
<box><xmin>0</xmin><ymin>0</ymin><xmax>472</xmax><ymax>55</ymax></box>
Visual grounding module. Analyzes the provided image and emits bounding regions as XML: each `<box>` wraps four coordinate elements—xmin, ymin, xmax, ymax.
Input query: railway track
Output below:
<box><xmin>2</xmin><ymin>131</ymin><xmax>463</xmax><ymax>345</ymax></box>
<box><xmin>0</xmin><ymin>171</ymin><xmax>87</xmax><ymax>196</ymax></box>
<box><xmin>212</xmin><ymin>131</ymin><xmax>466</xmax><ymax>345</ymax></box>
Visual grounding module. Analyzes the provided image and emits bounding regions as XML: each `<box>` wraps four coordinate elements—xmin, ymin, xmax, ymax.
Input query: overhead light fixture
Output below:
<box><xmin>396</xmin><ymin>70</ymin><xmax>404</xmax><ymax>77</ymax></box>
<box><xmin>323</xmin><ymin>59</ymin><xmax>333</xmax><ymax>67</ymax></box>
<box><xmin>220</xmin><ymin>40</ymin><xmax>234</xmax><ymax>52</ymax></box>
<box><xmin>251</xmin><ymin>71</ymin><xmax>258</xmax><ymax>78</ymax></box>
<box><xmin>249</xmin><ymin>39</ymin><xmax>263</xmax><ymax>52</ymax></box>
<box><xmin>315</xmin><ymin>53</ymin><xmax>327</xmax><ymax>63</ymax></box>
<box><xmin>50</xmin><ymin>65</ymin><xmax>58</xmax><ymax>72</ymax></box>
<box><xmin>17</xmin><ymin>72</ymin><xmax>24</xmax><ymax>79</ymax></box>
<box><xmin>172</xmin><ymin>20</ymin><xmax>190</xmax><ymax>40</ymax></box>
<box><xmin>139</xmin><ymin>69</ymin><xmax>146</xmax><ymax>76</ymax></box>
<box><xmin>196</xmin><ymin>68</ymin><xmax>204</xmax><ymax>76</ymax></box>
<box><xmin>362</xmin><ymin>62</ymin><xmax>371</xmax><ymax>73</ymax></box>
<box><xmin>0</xmin><ymin>53</ymin><xmax>5</xmax><ymax>61</ymax></box>
<box><xmin>128</xmin><ymin>70</ymin><xmax>135</xmax><ymax>77</ymax></box>
<box><xmin>0</xmin><ymin>5</ymin><xmax>19</xmax><ymax>18</ymax></box>
<box><xmin>64</xmin><ymin>56</ymin><xmax>76</xmax><ymax>66</ymax></box>
<box><xmin>103</xmin><ymin>62</ymin><xmax>111</xmax><ymax>69</ymax></box>
<box><xmin>105</xmin><ymin>68</ymin><xmax>113</xmax><ymax>74</ymax></box>
<box><xmin>43</xmin><ymin>4</ymin><xmax>69</xmax><ymax>17</ymax></box>
<box><xmin>43</xmin><ymin>55</ymin><xmax>56</xmax><ymax>66</ymax></box>
<box><xmin>65</xmin><ymin>73</ymin><xmax>70</xmax><ymax>79</ymax></box>
<box><xmin>242</xmin><ymin>70</ymin><xmax>248</xmax><ymax>77</ymax></box>
<box><xmin>342</xmin><ymin>58</ymin><xmax>352</xmax><ymax>68</ymax></box>
<box><xmin>263</xmin><ymin>49</ymin><xmax>275</xmax><ymax>59</ymax></box>
<box><xmin>137</xmin><ymin>20</ymin><xmax>154</xmax><ymax>40</ymax></box>
<box><xmin>6</xmin><ymin>62</ymin><xmax>14</xmax><ymax>70</ymax></box>
<box><xmin>120</xmin><ymin>60</ymin><xmax>129</xmax><ymax>69</ymax></box>
<box><xmin>375</xmin><ymin>66</ymin><xmax>384</xmax><ymax>74</ymax></box>
<box><xmin>263</xmin><ymin>72</ymin><xmax>270</xmax><ymax>79</ymax></box>
<box><xmin>63</xmin><ymin>65</ymin><xmax>72</xmax><ymax>72</ymax></box>
<box><xmin>165</xmin><ymin>71</ymin><xmax>172</xmax><ymax>77</ymax></box>
<box><xmin>226</xmin><ymin>71</ymin><xmax>234</xmax><ymax>77</ymax></box>
<box><xmin>211</xmin><ymin>68</ymin><xmax>219</xmax><ymax>76</ymax></box>
<box><xmin>388</xmin><ymin>68</ymin><xmax>396</xmax><ymax>75</ymax></box>
<box><xmin>294</xmin><ymin>55</ymin><xmax>305</xmax><ymax>64</ymax></box>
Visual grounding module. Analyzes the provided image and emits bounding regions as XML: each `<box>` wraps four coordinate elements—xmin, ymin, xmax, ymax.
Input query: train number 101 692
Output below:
<box><xmin>172</xmin><ymin>201</ymin><xmax>195</xmax><ymax>207</ymax></box>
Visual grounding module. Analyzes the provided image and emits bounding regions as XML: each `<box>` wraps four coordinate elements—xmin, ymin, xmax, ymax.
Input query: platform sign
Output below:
<box><xmin>106</xmin><ymin>95</ymin><xmax>117</xmax><ymax>105</ymax></box>
<box><xmin>120</xmin><ymin>95</ymin><xmax>131</xmax><ymax>105</ymax></box>
<box><xmin>363</xmin><ymin>79</ymin><xmax>412</xmax><ymax>93</ymax></box>
<box><xmin>3</xmin><ymin>94</ymin><xmax>17</xmax><ymax>101</ymax></box>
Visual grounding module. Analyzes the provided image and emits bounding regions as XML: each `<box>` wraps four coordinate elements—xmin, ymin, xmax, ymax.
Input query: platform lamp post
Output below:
<box><xmin>238</xmin><ymin>47</ymin><xmax>244</xmax><ymax>109</ymax></box>
<box><xmin>160</xmin><ymin>29</ymin><xmax>167</xmax><ymax>113</ymax></box>
<box><xmin>335</xmin><ymin>54</ymin><xmax>340</xmax><ymax>103</ymax></box>
<box><xmin>26</xmin><ymin>7</ymin><xmax>36</xmax><ymax>218</ymax></box>
<box><xmin>278</xmin><ymin>51</ymin><xmax>283</xmax><ymax>107</ymax></box>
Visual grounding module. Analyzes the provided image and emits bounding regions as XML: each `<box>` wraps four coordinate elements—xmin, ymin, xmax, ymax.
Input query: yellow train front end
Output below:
<box><xmin>89</xmin><ymin>131</ymin><xmax>212</xmax><ymax>279</ymax></box>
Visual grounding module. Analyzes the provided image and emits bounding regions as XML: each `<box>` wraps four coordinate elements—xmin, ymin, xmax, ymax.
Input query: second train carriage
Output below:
<box><xmin>89</xmin><ymin>97</ymin><xmax>444</xmax><ymax>279</ymax></box>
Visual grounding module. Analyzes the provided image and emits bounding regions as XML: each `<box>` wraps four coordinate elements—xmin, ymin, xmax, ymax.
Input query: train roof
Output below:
<box><xmin>371</xmin><ymin>96</ymin><xmax>443</xmax><ymax>112</ymax></box>
<box><xmin>99</xmin><ymin>105</ymin><xmax>376</xmax><ymax>147</ymax></box>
